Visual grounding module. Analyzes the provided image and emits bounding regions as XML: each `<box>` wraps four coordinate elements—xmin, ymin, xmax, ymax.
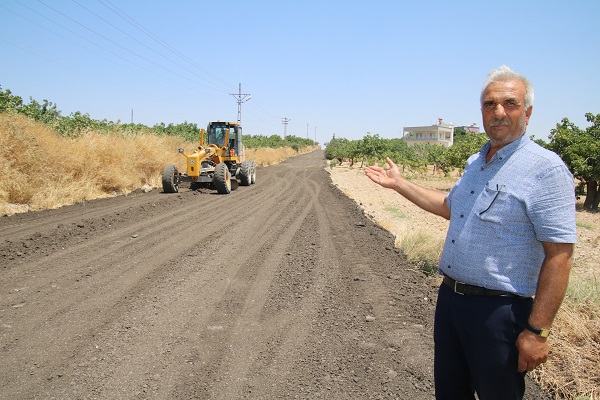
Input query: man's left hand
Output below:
<box><xmin>516</xmin><ymin>329</ymin><xmax>549</xmax><ymax>372</ymax></box>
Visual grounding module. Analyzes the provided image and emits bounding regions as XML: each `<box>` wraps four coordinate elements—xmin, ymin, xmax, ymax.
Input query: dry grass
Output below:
<box><xmin>531</xmin><ymin>301</ymin><xmax>599</xmax><ymax>399</ymax></box>
<box><xmin>0</xmin><ymin>114</ymin><xmax>316</xmax><ymax>216</ymax></box>
<box><xmin>0</xmin><ymin>114</ymin><xmax>187</xmax><ymax>215</ymax></box>
<box><xmin>329</xmin><ymin>162</ymin><xmax>600</xmax><ymax>399</ymax></box>
<box><xmin>398</xmin><ymin>228</ymin><xmax>444</xmax><ymax>275</ymax></box>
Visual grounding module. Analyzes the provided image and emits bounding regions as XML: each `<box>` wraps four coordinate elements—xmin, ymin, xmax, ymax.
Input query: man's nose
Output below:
<box><xmin>493</xmin><ymin>103</ymin><xmax>507</xmax><ymax>118</ymax></box>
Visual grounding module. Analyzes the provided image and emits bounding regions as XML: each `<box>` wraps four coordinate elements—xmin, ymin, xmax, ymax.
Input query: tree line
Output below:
<box><xmin>325</xmin><ymin>118</ymin><xmax>600</xmax><ymax>211</ymax></box>
<box><xmin>0</xmin><ymin>85</ymin><xmax>317</xmax><ymax>148</ymax></box>
<box><xmin>325</xmin><ymin>130</ymin><xmax>488</xmax><ymax>175</ymax></box>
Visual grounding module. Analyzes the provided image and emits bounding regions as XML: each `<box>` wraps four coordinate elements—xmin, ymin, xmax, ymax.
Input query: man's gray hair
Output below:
<box><xmin>480</xmin><ymin>65</ymin><xmax>534</xmax><ymax>109</ymax></box>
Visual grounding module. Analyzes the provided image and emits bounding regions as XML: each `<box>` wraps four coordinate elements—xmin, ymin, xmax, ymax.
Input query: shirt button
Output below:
<box><xmin>451</xmin><ymin>239</ymin><xmax>455</xmax><ymax>243</ymax></box>
<box><xmin>447</xmin><ymin>265</ymin><xmax>451</xmax><ymax>269</ymax></box>
<box><xmin>480</xmin><ymin>166</ymin><xmax>485</xmax><ymax>171</ymax></box>
<box><xmin>470</xmin><ymin>190</ymin><xmax>475</xmax><ymax>194</ymax></box>
<box><xmin>460</xmin><ymin>214</ymin><xmax>464</xmax><ymax>218</ymax></box>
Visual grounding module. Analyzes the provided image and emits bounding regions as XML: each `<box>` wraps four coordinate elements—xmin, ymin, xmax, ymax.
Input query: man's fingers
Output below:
<box><xmin>517</xmin><ymin>356</ymin><xmax>527</xmax><ymax>373</ymax></box>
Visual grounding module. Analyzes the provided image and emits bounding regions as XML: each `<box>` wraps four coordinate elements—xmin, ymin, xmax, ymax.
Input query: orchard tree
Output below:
<box><xmin>453</xmin><ymin>126</ymin><xmax>469</xmax><ymax>139</ymax></box>
<box><xmin>384</xmin><ymin>138</ymin><xmax>414</xmax><ymax>170</ymax></box>
<box><xmin>441</xmin><ymin>133</ymin><xmax>488</xmax><ymax>175</ymax></box>
<box><xmin>548</xmin><ymin>113</ymin><xmax>600</xmax><ymax>210</ymax></box>
<box><xmin>360</xmin><ymin>133</ymin><xmax>386</xmax><ymax>166</ymax></box>
<box><xmin>421</xmin><ymin>143</ymin><xmax>448</xmax><ymax>175</ymax></box>
<box><xmin>325</xmin><ymin>137</ymin><xmax>353</xmax><ymax>161</ymax></box>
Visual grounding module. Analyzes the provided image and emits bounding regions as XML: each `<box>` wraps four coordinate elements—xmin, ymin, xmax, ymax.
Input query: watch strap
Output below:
<box><xmin>525</xmin><ymin>322</ymin><xmax>551</xmax><ymax>337</ymax></box>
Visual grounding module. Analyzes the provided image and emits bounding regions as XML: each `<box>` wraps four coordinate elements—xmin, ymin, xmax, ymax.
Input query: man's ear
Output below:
<box><xmin>525</xmin><ymin>106</ymin><xmax>533</xmax><ymax>125</ymax></box>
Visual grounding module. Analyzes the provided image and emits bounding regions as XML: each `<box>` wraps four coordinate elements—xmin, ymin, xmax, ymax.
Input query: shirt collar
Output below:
<box><xmin>479</xmin><ymin>134</ymin><xmax>530</xmax><ymax>162</ymax></box>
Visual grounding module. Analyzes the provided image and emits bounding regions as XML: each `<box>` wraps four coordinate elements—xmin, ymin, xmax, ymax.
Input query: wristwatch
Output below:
<box><xmin>525</xmin><ymin>322</ymin><xmax>551</xmax><ymax>338</ymax></box>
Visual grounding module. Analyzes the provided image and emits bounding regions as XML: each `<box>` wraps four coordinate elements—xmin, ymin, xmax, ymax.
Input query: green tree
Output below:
<box><xmin>384</xmin><ymin>139</ymin><xmax>419</xmax><ymax>171</ymax></box>
<box><xmin>421</xmin><ymin>143</ymin><xmax>448</xmax><ymax>175</ymax></box>
<box><xmin>19</xmin><ymin>98</ymin><xmax>61</xmax><ymax>124</ymax></box>
<box><xmin>0</xmin><ymin>86</ymin><xmax>24</xmax><ymax>113</ymax></box>
<box><xmin>453</xmin><ymin>126</ymin><xmax>469</xmax><ymax>139</ymax></box>
<box><xmin>547</xmin><ymin>113</ymin><xmax>600</xmax><ymax>210</ymax></box>
<box><xmin>324</xmin><ymin>137</ymin><xmax>352</xmax><ymax>161</ymax></box>
<box><xmin>441</xmin><ymin>133</ymin><xmax>488</xmax><ymax>175</ymax></box>
<box><xmin>361</xmin><ymin>133</ymin><xmax>386</xmax><ymax>166</ymax></box>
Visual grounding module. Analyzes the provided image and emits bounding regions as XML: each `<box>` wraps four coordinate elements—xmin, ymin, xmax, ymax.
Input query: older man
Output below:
<box><xmin>365</xmin><ymin>66</ymin><xmax>576</xmax><ymax>399</ymax></box>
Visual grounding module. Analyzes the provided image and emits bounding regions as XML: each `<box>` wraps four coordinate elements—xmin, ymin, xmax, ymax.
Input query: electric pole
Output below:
<box><xmin>229</xmin><ymin>83</ymin><xmax>251</xmax><ymax>125</ymax></box>
<box><xmin>282</xmin><ymin>117</ymin><xmax>291</xmax><ymax>139</ymax></box>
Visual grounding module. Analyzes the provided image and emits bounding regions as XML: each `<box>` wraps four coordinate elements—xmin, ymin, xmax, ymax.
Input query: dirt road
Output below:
<box><xmin>0</xmin><ymin>151</ymin><xmax>547</xmax><ymax>399</ymax></box>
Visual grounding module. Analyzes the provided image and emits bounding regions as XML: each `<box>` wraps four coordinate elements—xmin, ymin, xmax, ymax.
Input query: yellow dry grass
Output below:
<box><xmin>0</xmin><ymin>113</ymin><xmax>316</xmax><ymax>216</ymax></box>
<box><xmin>0</xmin><ymin>114</ymin><xmax>187</xmax><ymax>214</ymax></box>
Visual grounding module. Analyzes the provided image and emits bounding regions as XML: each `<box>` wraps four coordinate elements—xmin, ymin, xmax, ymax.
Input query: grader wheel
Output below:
<box><xmin>162</xmin><ymin>164</ymin><xmax>179</xmax><ymax>193</ymax></box>
<box><xmin>239</xmin><ymin>161</ymin><xmax>252</xmax><ymax>186</ymax></box>
<box><xmin>213</xmin><ymin>163</ymin><xmax>232</xmax><ymax>194</ymax></box>
<box><xmin>250</xmin><ymin>161</ymin><xmax>257</xmax><ymax>184</ymax></box>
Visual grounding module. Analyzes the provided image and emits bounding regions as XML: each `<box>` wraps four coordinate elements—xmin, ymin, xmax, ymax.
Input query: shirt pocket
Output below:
<box><xmin>478</xmin><ymin>183</ymin><xmax>507</xmax><ymax>220</ymax></box>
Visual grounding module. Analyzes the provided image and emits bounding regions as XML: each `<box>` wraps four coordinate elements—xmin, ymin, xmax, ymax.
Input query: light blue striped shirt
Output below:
<box><xmin>439</xmin><ymin>135</ymin><xmax>577</xmax><ymax>297</ymax></box>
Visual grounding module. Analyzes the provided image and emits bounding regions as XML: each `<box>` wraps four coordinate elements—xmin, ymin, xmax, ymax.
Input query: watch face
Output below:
<box><xmin>540</xmin><ymin>329</ymin><xmax>551</xmax><ymax>338</ymax></box>
<box><xmin>526</xmin><ymin>323</ymin><xmax>550</xmax><ymax>337</ymax></box>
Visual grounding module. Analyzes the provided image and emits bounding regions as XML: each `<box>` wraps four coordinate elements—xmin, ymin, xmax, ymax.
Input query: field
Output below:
<box><xmin>329</xmin><ymin>162</ymin><xmax>599</xmax><ymax>399</ymax></box>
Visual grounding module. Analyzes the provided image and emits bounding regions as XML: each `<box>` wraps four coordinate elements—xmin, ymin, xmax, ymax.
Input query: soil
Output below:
<box><xmin>0</xmin><ymin>151</ymin><xmax>549</xmax><ymax>399</ymax></box>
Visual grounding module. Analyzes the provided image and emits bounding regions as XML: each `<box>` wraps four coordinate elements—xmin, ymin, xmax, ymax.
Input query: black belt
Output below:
<box><xmin>443</xmin><ymin>275</ymin><xmax>528</xmax><ymax>298</ymax></box>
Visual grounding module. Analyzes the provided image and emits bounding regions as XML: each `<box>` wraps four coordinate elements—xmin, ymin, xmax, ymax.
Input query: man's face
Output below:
<box><xmin>481</xmin><ymin>79</ymin><xmax>532</xmax><ymax>148</ymax></box>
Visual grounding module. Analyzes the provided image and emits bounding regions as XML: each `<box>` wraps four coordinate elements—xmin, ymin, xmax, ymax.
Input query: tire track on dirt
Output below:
<box><xmin>0</xmin><ymin>172</ymin><xmax>274</xmax><ymax>397</ymax></box>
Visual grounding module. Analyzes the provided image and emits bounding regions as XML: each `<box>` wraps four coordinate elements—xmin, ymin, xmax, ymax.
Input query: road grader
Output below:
<box><xmin>161</xmin><ymin>121</ymin><xmax>256</xmax><ymax>194</ymax></box>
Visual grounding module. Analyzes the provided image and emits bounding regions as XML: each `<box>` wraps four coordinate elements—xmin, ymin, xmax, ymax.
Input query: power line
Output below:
<box><xmin>34</xmin><ymin>0</ymin><xmax>223</xmax><ymax>92</ymax></box>
<box><xmin>72</xmin><ymin>0</ymin><xmax>222</xmax><ymax>92</ymax></box>
<box><xmin>95</xmin><ymin>0</ymin><xmax>235</xmax><ymax>93</ymax></box>
<box><xmin>7</xmin><ymin>0</ymin><xmax>179</xmax><ymax>88</ymax></box>
<box><xmin>6</xmin><ymin>1</ymin><xmax>286</xmax><ymax>131</ymax></box>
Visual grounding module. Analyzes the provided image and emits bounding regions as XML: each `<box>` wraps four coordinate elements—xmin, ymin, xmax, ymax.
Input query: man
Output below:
<box><xmin>365</xmin><ymin>66</ymin><xmax>576</xmax><ymax>399</ymax></box>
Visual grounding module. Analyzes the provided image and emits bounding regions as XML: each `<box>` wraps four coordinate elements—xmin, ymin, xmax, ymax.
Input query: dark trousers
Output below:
<box><xmin>434</xmin><ymin>283</ymin><xmax>534</xmax><ymax>400</ymax></box>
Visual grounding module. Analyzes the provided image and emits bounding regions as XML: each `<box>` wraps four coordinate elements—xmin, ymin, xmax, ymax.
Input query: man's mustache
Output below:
<box><xmin>489</xmin><ymin>119</ymin><xmax>510</xmax><ymax>126</ymax></box>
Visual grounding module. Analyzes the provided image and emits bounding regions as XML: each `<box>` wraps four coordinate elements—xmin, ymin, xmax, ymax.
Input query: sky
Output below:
<box><xmin>1</xmin><ymin>0</ymin><xmax>599</xmax><ymax>146</ymax></box>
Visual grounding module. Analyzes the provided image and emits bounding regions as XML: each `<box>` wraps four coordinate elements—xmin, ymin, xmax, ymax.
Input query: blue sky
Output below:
<box><xmin>1</xmin><ymin>0</ymin><xmax>598</xmax><ymax>145</ymax></box>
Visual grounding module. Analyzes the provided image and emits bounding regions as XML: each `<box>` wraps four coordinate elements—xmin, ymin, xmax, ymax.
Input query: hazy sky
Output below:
<box><xmin>1</xmin><ymin>0</ymin><xmax>598</xmax><ymax>145</ymax></box>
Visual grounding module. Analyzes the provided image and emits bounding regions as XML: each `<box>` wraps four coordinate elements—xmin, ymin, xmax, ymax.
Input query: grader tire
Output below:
<box><xmin>239</xmin><ymin>161</ymin><xmax>252</xmax><ymax>186</ymax></box>
<box><xmin>250</xmin><ymin>161</ymin><xmax>257</xmax><ymax>184</ymax></box>
<box><xmin>162</xmin><ymin>164</ymin><xmax>179</xmax><ymax>193</ymax></box>
<box><xmin>213</xmin><ymin>163</ymin><xmax>232</xmax><ymax>194</ymax></box>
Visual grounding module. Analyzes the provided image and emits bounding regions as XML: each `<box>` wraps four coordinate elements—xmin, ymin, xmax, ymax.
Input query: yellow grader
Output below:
<box><xmin>162</xmin><ymin>121</ymin><xmax>256</xmax><ymax>194</ymax></box>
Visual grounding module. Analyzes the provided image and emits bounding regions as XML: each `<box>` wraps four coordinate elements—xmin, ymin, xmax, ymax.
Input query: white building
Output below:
<box><xmin>402</xmin><ymin>118</ymin><xmax>454</xmax><ymax>147</ymax></box>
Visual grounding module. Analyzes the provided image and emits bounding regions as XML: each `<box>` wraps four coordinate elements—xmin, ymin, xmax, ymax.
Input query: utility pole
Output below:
<box><xmin>229</xmin><ymin>83</ymin><xmax>251</xmax><ymax>125</ymax></box>
<box><xmin>282</xmin><ymin>117</ymin><xmax>291</xmax><ymax>139</ymax></box>
<box><xmin>131</xmin><ymin>109</ymin><xmax>133</xmax><ymax>124</ymax></box>
<box><xmin>306</xmin><ymin>123</ymin><xmax>309</xmax><ymax>139</ymax></box>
